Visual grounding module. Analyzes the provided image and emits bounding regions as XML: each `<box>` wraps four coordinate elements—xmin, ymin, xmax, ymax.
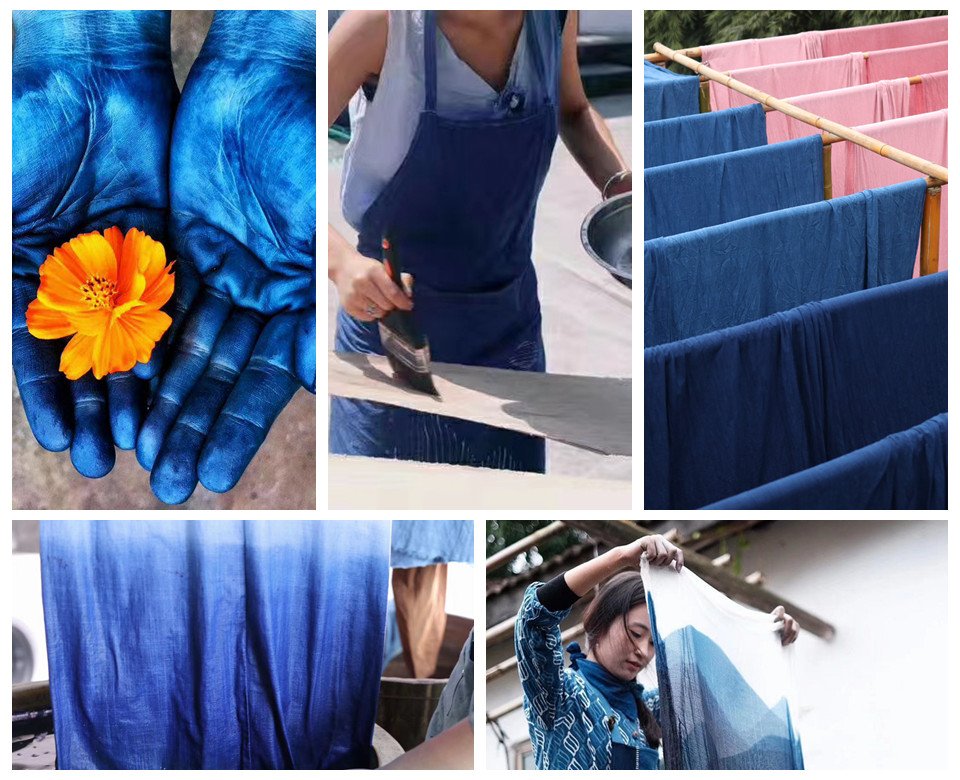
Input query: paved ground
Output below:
<box><xmin>327</xmin><ymin>93</ymin><xmax>632</xmax><ymax>481</ymax></box>
<box><xmin>12</xmin><ymin>12</ymin><xmax>316</xmax><ymax>510</ymax></box>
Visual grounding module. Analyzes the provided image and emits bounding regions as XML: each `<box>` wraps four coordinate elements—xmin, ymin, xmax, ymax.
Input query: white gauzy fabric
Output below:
<box><xmin>640</xmin><ymin>558</ymin><xmax>804</xmax><ymax>770</ymax></box>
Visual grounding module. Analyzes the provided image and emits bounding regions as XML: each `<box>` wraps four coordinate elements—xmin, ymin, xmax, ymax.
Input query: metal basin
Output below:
<box><xmin>581</xmin><ymin>192</ymin><xmax>631</xmax><ymax>287</ymax></box>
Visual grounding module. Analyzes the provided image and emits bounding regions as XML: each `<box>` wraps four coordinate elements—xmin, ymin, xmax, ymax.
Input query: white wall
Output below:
<box><xmin>735</xmin><ymin>520</ymin><xmax>946</xmax><ymax>770</ymax></box>
<box><xmin>486</xmin><ymin>521</ymin><xmax>947</xmax><ymax>770</ymax></box>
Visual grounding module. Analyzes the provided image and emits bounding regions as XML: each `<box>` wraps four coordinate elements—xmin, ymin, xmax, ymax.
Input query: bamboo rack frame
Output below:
<box><xmin>652</xmin><ymin>42</ymin><xmax>948</xmax><ymax>275</ymax></box>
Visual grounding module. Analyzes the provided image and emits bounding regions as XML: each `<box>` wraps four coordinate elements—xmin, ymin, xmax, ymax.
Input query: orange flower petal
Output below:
<box><xmin>140</xmin><ymin>264</ymin><xmax>175</xmax><ymax>309</ymax></box>
<box><xmin>116</xmin><ymin>228</ymin><xmax>146</xmax><ymax>304</ymax></box>
<box><xmin>26</xmin><ymin>299</ymin><xmax>75</xmax><ymax>339</ymax></box>
<box><xmin>64</xmin><ymin>232</ymin><xmax>117</xmax><ymax>283</ymax></box>
<box><xmin>116</xmin><ymin>308</ymin><xmax>172</xmax><ymax>364</ymax></box>
<box><xmin>59</xmin><ymin>333</ymin><xmax>98</xmax><ymax>380</ymax></box>
<box><xmin>103</xmin><ymin>227</ymin><xmax>124</xmax><ymax>267</ymax></box>
<box><xmin>65</xmin><ymin>308</ymin><xmax>111</xmax><ymax>338</ymax></box>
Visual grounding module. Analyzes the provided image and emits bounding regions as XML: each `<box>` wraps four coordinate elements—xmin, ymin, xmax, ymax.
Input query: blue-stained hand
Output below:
<box><xmin>12</xmin><ymin>11</ymin><xmax>178</xmax><ymax>478</ymax></box>
<box><xmin>138</xmin><ymin>10</ymin><xmax>316</xmax><ymax>504</ymax></box>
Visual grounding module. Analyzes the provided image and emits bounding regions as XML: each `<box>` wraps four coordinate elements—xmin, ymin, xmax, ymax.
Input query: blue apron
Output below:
<box><xmin>331</xmin><ymin>11</ymin><xmax>559</xmax><ymax>472</ymax></box>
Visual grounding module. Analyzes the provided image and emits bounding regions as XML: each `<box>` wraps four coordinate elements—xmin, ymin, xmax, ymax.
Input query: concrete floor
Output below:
<box><xmin>327</xmin><ymin>94</ymin><xmax>632</xmax><ymax>482</ymax></box>
<box><xmin>12</xmin><ymin>12</ymin><xmax>316</xmax><ymax>510</ymax></box>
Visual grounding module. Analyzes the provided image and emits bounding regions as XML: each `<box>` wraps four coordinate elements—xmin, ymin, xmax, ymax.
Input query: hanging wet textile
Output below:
<box><xmin>908</xmin><ymin>70</ymin><xmax>948</xmax><ymax>115</ymax></box>
<box><xmin>644</xmin><ymin>178</ymin><xmax>926</xmax><ymax>346</ymax></box>
<box><xmin>818</xmin><ymin>15</ymin><xmax>947</xmax><ymax>57</ymax></box>
<box><xmin>640</xmin><ymin>559</ymin><xmax>804</xmax><ymax>770</ymax></box>
<box><xmin>391</xmin><ymin>519</ymin><xmax>474</xmax><ymax>568</ymax></box>
<box><xmin>644</xmin><ymin>104</ymin><xmax>767</xmax><ymax>168</ymax></box>
<box><xmin>862</xmin><ymin>41</ymin><xmax>947</xmax><ymax>82</ymax></box>
<box><xmin>699</xmin><ymin>16</ymin><xmax>946</xmax><ymax>72</ymax></box>
<box><xmin>41</xmin><ymin>520</ymin><xmax>391</xmax><ymax>769</ymax></box>
<box><xmin>645</xmin><ymin>272</ymin><xmax>947</xmax><ymax>509</ymax></box>
<box><xmin>643</xmin><ymin>61</ymin><xmax>699</xmax><ymax>121</ymax></box>
<box><xmin>710</xmin><ymin>52</ymin><xmax>865</xmax><ymax>111</ymax></box>
<box><xmin>765</xmin><ymin>78</ymin><xmax>910</xmax><ymax>145</ymax></box>
<box><xmin>706</xmin><ymin>412</ymin><xmax>947</xmax><ymax>509</ymax></box>
<box><xmin>709</xmin><ymin>42</ymin><xmax>946</xmax><ymax>111</ymax></box>
<box><xmin>699</xmin><ymin>30</ymin><xmax>821</xmax><ymax>72</ymax></box>
<box><xmin>831</xmin><ymin>110</ymin><xmax>947</xmax><ymax>272</ymax></box>
<box><xmin>644</xmin><ymin>136</ymin><xmax>823</xmax><ymax>240</ymax></box>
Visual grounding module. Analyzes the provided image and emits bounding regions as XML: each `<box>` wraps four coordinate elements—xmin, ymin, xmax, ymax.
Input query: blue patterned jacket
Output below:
<box><xmin>514</xmin><ymin>583</ymin><xmax>661</xmax><ymax>770</ymax></box>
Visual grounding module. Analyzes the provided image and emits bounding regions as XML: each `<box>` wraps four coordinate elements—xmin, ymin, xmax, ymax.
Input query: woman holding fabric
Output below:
<box><xmin>327</xmin><ymin>11</ymin><xmax>631</xmax><ymax>471</ymax></box>
<box><xmin>515</xmin><ymin>535</ymin><xmax>800</xmax><ymax>770</ymax></box>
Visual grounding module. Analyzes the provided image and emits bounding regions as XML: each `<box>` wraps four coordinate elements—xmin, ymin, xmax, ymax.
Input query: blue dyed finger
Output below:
<box><xmin>149</xmin><ymin>312</ymin><xmax>262</xmax><ymax>505</ymax></box>
<box><xmin>70</xmin><ymin>376</ymin><xmax>115</xmax><ymax>478</ymax></box>
<box><xmin>105</xmin><ymin>372</ymin><xmax>145</xmax><ymax>451</ymax></box>
<box><xmin>197</xmin><ymin>318</ymin><xmax>300</xmax><ymax>493</ymax></box>
<box><xmin>133</xmin><ymin>258</ymin><xmax>202</xmax><ymax>380</ymax></box>
<box><xmin>12</xmin><ymin>276</ymin><xmax>72</xmax><ymax>451</ymax></box>
<box><xmin>136</xmin><ymin>290</ymin><xmax>231</xmax><ymax>470</ymax></box>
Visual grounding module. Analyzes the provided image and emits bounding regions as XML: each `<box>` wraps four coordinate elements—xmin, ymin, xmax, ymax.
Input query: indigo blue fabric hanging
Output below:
<box><xmin>645</xmin><ymin>273</ymin><xmax>947</xmax><ymax>509</ymax></box>
<box><xmin>644</xmin><ymin>104</ymin><xmax>767</xmax><ymax>168</ymax></box>
<box><xmin>640</xmin><ymin>560</ymin><xmax>804</xmax><ymax>770</ymax></box>
<box><xmin>644</xmin><ymin>178</ymin><xmax>926</xmax><ymax>347</ymax></box>
<box><xmin>644</xmin><ymin>61</ymin><xmax>699</xmax><ymax>121</ymax></box>
<box><xmin>644</xmin><ymin>135</ymin><xmax>823</xmax><ymax>240</ymax></box>
<box><xmin>390</xmin><ymin>520</ymin><xmax>474</xmax><ymax>568</ymax></box>
<box><xmin>706</xmin><ymin>413</ymin><xmax>947</xmax><ymax>509</ymax></box>
<box><xmin>41</xmin><ymin>520</ymin><xmax>390</xmax><ymax>769</ymax></box>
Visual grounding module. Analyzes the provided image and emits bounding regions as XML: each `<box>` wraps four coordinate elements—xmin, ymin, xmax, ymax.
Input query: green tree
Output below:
<box><xmin>486</xmin><ymin>520</ymin><xmax>586</xmax><ymax>579</ymax></box>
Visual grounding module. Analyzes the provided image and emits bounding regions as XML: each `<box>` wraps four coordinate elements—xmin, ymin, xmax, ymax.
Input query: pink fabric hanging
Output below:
<box><xmin>710</xmin><ymin>52</ymin><xmax>865</xmax><ymax>111</ymax></box>
<box><xmin>765</xmin><ymin>79</ymin><xmax>911</xmax><ymax>145</ymax></box>
<box><xmin>819</xmin><ymin>15</ymin><xmax>947</xmax><ymax>57</ymax></box>
<box><xmin>909</xmin><ymin>70</ymin><xmax>948</xmax><ymax>116</ymax></box>
<box><xmin>831</xmin><ymin>110</ymin><xmax>948</xmax><ymax>272</ymax></box>
<box><xmin>864</xmin><ymin>41</ymin><xmax>947</xmax><ymax>82</ymax></box>
<box><xmin>699</xmin><ymin>30</ymin><xmax>821</xmax><ymax>72</ymax></box>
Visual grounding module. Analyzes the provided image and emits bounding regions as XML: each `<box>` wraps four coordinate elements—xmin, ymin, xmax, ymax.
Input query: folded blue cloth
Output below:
<box><xmin>644</xmin><ymin>61</ymin><xmax>699</xmax><ymax>121</ymax></box>
<box><xmin>644</xmin><ymin>104</ymin><xmax>768</xmax><ymax>168</ymax></box>
<box><xmin>645</xmin><ymin>178</ymin><xmax>927</xmax><ymax>347</ymax></box>
<box><xmin>391</xmin><ymin>520</ymin><xmax>474</xmax><ymax>568</ymax></box>
<box><xmin>704</xmin><ymin>413</ymin><xmax>947</xmax><ymax>509</ymax></box>
<box><xmin>645</xmin><ymin>272</ymin><xmax>947</xmax><ymax>509</ymax></box>
<box><xmin>644</xmin><ymin>135</ymin><xmax>823</xmax><ymax>240</ymax></box>
<box><xmin>41</xmin><ymin>520</ymin><xmax>390</xmax><ymax>769</ymax></box>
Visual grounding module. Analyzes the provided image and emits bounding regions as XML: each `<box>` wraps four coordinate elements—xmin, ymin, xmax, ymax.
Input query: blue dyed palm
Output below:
<box><xmin>12</xmin><ymin>11</ymin><xmax>178</xmax><ymax>478</ymax></box>
<box><xmin>138</xmin><ymin>10</ymin><xmax>316</xmax><ymax>504</ymax></box>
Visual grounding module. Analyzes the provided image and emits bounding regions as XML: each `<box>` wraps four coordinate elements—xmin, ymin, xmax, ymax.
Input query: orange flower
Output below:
<box><xmin>26</xmin><ymin>227</ymin><xmax>175</xmax><ymax>380</ymax></box>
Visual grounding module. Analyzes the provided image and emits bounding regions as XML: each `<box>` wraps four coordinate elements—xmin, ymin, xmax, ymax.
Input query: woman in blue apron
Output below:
<box><xmin>515</xmin><ymin>534</ymin><xmax>800</xmax><ymax>770</ymax></box>
<box><xmin>327</xmin><ymin>11</ymin><xmax>631</xmax><ymax>471</ymax></box>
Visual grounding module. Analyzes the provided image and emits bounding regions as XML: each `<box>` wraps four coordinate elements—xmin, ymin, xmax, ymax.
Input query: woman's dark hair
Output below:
<box><xmin>582</xmin><ymin>570</ymin><xmax>662</xmax><ymax>749</ymax></box>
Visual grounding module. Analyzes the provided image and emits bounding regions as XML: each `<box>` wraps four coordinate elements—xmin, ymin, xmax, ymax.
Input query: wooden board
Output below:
<box><xmin>329</xmin><ymin>352</ymin><xmax>632</xmax><ymax>456</ymax></box>
<box><xmin>329</xmin><ymin>455</ymin><xmax>631</xmax><ymax>509</ymax></box>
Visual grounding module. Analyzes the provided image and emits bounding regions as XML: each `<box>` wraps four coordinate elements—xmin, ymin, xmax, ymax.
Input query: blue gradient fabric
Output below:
<box><xmin>706</xmin><ymin>413</ymin><xmax>948</xmax><ymax>509</ymax></box>
<box><xmin>641</xmin><ymin>560</ymin><xmax>803</xmax><ymax>770</ymax></box>
<box><xmin>644</xmin><ymin>135</ymin><xmax>824</xmax><ymax>240</ymax></box>
<box><xmin>12</xmin><ymin>11</ymin><xmax>178</xmax><ymax>478</ymax></box>
<box><xmin>644</xmin><ymin>178</ymin><xmax>926</xmax><ymax>347</ymax></box>
<box><xmin>138</xmin><ymin>11</ymin><xmax>317</xmax><ymax>505</ymax></box>
<box><xmin>644</xmin><ymin>105</ymin><xmax>767</xmax><ymax>168</ymax></box>
<box><xmin>643</xmin><ymin>61</ymin><xmax>699</xmax><ymax>121</ymax></box>
<box><xmin>41</xmin><ymin>520</ymin><xmax>389</xmax><ymax>769</ymax></box>
<box><xmin>390</xmin><ymin>520</ymin><xmax>474</xmax><ymax>568</ymax></box>
<box><xmin>645</xmin><ymin>273</ymin><xmax>948</xmax><ymax>509</ymax></box>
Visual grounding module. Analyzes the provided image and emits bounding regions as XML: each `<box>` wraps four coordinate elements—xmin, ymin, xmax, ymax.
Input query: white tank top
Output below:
<box><xmin>340</xmin><ymin>11</ymin><xmax>561</xmax><ymax>231</ymax></box>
